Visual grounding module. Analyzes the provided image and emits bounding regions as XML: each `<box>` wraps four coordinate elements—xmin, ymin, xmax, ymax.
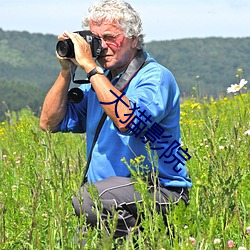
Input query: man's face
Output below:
<box><xmin>89</xmin><ymin>20</ymin><xmax>138</xmax><ymax>73</ymax></box>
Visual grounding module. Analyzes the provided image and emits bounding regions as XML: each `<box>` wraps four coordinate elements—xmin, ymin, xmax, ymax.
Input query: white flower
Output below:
<box><xmin>244</xmin><ymin>130</ymin><xmax>250</xmax><ymax>136</ymax></box>
<box><xmin>218</xmin><ymin>145</ymin><xmax>224</xmax><ymax>150</ymax></box>
<box><xmin>238</xmin><ymin>247</ymin><xmax>246</xmax><ymax>250</ymax></box>
<box><xmin>227</xmin><ymin>79</ymin><xmax>248</xmax><ymax>93</ymax></box>
<box><xmin>20</xmin><ymin>207</ymin><xmax>25</xmax><ymax>214</ymax></box>
<box><xmin>214</xmin><ymin>238</ymin><xmax>221</xmax><ymax>244</ymax></box>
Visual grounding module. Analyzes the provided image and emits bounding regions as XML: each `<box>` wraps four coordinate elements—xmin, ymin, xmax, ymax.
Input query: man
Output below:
<box><xmin>40</xmin><ymin>0</ymin><xmax>192</xmax><ymax>242</ymax></box>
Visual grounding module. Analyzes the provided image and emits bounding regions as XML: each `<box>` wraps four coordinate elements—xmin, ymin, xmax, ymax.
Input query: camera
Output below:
<box><xmin>56</xmin><ymin>30</ymin><xmax>102</xmax><ymax>58</ymax></box>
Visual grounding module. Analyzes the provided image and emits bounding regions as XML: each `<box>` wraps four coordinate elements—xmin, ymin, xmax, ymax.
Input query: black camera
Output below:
<box><xmin>56</xmin><ymin>30</ymin><xmax>102</xmax><ymax>58</ymax></box>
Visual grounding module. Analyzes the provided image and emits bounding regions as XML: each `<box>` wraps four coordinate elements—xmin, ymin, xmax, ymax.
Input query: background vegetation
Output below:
<box><xmin>0</xmin><ymin>91</ymin><xmax>249</xmax><ymax>249</ymax></box>
<box><xmin>0</xmin><ymin>29</ymin><xmax>250</xmax><ymax>120</ymax></box>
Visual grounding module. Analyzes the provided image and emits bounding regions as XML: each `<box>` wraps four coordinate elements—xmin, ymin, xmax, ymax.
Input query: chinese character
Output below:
<box><xmin>153</xmin><ymin>140</ymin><xmax>191</xmax><ymax>173</ymax></box>
<box><xmin>120</xmin><ymin>102</ymin><xmax>140</xmax><ymax>124</ymax></box>
<box><xmin>100</xmin><ymin>90</ymin><xmax>129</xmax><ymax>119</ymax></box>
<box><xmin>125</xmin><ymin>115</ymin><xmax>148</xmax><ymax>137</ymax></box>
<box><xmin>125</xmin><ymin>109</ymin><xmax>153</xmax><ymax>137</ymax></box>
<box><xmin>140</xmin><ymin>122</ymin><xmax>166</xmax><ymax>145</ymax></box>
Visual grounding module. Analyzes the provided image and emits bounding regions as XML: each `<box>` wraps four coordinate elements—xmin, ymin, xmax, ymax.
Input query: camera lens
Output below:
<box><xmin>68</xmin><ymin>88</ymin><xmax>84</xmax><ymax>103</ymax></box>
<box><xmin>56</xmin><ymin>39</ymin><xmax>74</xmax><ymax>58</ymax></box>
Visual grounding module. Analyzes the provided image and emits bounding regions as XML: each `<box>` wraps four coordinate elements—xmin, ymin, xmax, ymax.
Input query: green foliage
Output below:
<box><xmin>0</xmin><ymin>29</ymin><xmax>60</xmax><ymax>93</ymax></box>
<box><xmin>0</xmin><ymin>93</ymin><xmax>249</xmax><ymax>249</ymax></box>
<box><xmin>0</xmin><ymin>29</ymin><xmax>61</xmax><ymax>121</ymax></box>
<box><xmin>145</xmin><ymin>37</ymin><xmax>250</xmax><ymax>98</ymax></box>
<box><xmin>0</xmin><ymin>79</ymin><xmax>46</xmax><ymax>121</ymax></box>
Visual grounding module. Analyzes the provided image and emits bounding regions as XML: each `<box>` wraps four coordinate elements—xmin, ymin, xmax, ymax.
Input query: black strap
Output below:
<box><xmin>81</xmin><ymin>50</ymin><xmax>149</xmax><ymax>185</ymax></box>
<box><xmin>115</xmin><ymin>50</ymin><xmax>147</xmax><ymax>91</ymax></box>
<box><xmin>81</xmin><ymin>112</ymin><xmax>107</xmax><ymax>185</ymax></box>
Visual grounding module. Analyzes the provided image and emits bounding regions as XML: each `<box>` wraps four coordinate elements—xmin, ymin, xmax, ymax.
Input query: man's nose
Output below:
<box><xmin>101</xmin><ymin>38</ymin><xmax>108</xmax><ymax>49</ymax></box>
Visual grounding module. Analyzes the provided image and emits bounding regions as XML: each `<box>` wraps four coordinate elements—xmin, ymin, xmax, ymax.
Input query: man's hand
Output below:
<box><xmin>62</xmin><ymin>31</ymin><xmax>96</xmax><ymax>73</ymax></box>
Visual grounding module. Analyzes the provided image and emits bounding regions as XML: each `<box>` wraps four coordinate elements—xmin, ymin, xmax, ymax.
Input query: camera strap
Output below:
<box><xmin>81</xmin><ymin>50</ymin><xmax>150</xmax><ymax>185</ymax></box>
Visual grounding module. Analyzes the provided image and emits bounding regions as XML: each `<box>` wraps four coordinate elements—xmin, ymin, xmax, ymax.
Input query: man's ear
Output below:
<box><xmin>131</xmin><ymin>36</ymin><xmax>139</xmax><ymax>48</ymax></box>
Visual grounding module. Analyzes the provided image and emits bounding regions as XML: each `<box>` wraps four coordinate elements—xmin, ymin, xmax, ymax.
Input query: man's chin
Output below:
<box><xmin>98</xmin><ymin>58</ymin><xmax>113</xmax><ymax>69</ymax></box>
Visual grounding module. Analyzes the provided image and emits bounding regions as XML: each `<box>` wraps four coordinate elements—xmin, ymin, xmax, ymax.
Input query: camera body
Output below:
<box><xmin>56</xmin><ymin>30</ymin><xmax>102</xmax><ymax>58</ymax></box>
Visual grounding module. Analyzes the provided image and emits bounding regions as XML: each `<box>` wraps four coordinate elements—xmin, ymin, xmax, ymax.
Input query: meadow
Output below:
<box><xmin>0</xmin><ymin>88</ymin><xmax>249</xmax><ymax>249</ymax></box>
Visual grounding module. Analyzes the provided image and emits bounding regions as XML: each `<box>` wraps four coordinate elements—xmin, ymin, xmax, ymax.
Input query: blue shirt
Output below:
<box><xmin>58</xmin><ymin>52</ymin><xmax>192</xmax><ymax>188</ymax></box>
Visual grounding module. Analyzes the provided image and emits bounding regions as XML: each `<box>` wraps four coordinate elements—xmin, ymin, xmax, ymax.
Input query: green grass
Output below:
<box><xmin>0</xmin><ymin>93</ymin><xmax>249</xmax><ymax>249</ymax></box>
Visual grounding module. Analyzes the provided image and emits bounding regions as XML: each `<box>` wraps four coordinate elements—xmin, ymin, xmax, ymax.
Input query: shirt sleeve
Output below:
<box><xmin>118</xmin><ymin>62</ymin><xmax>180</xmax><ymax>136</ymax></box>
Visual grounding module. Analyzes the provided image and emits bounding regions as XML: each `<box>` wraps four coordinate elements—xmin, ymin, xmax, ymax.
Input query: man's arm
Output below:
<box><xmin>40</xmin><ymin>65</ymin><xmax>71</xmax><ymax>132</ymax></box>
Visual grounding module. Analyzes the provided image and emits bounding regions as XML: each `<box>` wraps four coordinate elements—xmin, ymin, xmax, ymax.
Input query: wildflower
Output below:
<box><xmin>12</xmin><ymin>185</ymin><xmax>17</xmax><ymax>192</ymax></box>
<box><xmin>244</xmin><ymin>130</ymin><xmax>250</xmax><ymax>136</ymax></box>
<box><xmin>130</xmin><ymin>159</ymin><xmax>135</xmax><ymax>165</ymax></box>
<box><xmin>238</xmin><ymin>247</ymin><xmax>246</xmax><ymax>250</ymax></box>
<box><xmin>237</xmin><ymin>67</ymin><xmax>243</xmax><ymax>73</ymax></box>
<box><xmin>228</xmin><ymin>240</ymin><xmax>235</xmax><ymax>248</ymax></box>
<box><xmin>196</xmin><ymin>180</ymin><xmax>202</xmax><ymax>185</ymax></box>
<box><xmin>227</xmin><ymin>79</ymin><xmax>248</xmax><ymax>93</ymax></box>
<box><xmin>20</xmin><ymin>207</ymin><xmax>25</xmax><ymax>214</ymax></box>
<box><xmin>189</xmin><ymin>237</ymin><xmax>196</xmax><ymax>245</ymax></box>
<box><xmin>135</xmin><ymin>157</ymin><xmax>141</xmax><ymax>164</ymax></box>
<box><xmin>219</xmin><ymin>145</ymin><xmax>224</xmax><ymax>150</ymax></box>
<box><xmin>246</xmin><ymin>226</ymin><xmax>250</xmax><ymax>235</ymax></box>
<box><xmin>191</xmin><ymin>103</ymin><xmax>201</xmax><ymax>109</ymax></box>
<box><xmin>42</xmin><ymin>213</ymin><xmax>48</xmax><ymax>221</ymax></box>
<box><xmin>214</xmin><ymin>238</ymin><xmax>221</xmax><ymax>244</ymax></box>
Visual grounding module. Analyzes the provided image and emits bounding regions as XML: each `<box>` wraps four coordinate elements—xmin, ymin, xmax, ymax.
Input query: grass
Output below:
<box><xmin>0</xmin><ymin>92</ymin><xmax>249</xmax><ymax>249</ymax></box>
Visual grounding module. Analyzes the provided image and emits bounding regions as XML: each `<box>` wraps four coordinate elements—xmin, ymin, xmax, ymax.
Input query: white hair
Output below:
<box><xmin>82</xmin><ymin>0</ymin><xmax>145</xmax><ymax>49</ymax></box>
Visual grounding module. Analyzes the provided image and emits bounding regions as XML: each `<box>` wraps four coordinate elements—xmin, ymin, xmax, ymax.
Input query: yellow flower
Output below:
<box><xmin>135</xmin><ymin>157</ymin><xmax>141</xmax><ymax>164</ymax></box>
<box><xmin>130</xmin><ymin>159</ymin><xmax>135</xmax><ymax>165</ymax></box>
<box><xmin>191</xmin><ymin>103</ymin><xmax>201</xmax><ymax>109</ymax></box>
<box><xmin>237</xmin><ymin>67</ymin><xmax>243</xmax><ymax>73</ymax></box>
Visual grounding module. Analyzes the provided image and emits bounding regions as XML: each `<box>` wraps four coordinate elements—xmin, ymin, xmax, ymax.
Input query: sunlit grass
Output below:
<box><xmin>0</xmin><ymin>93</ymin><xmax>249</xmax><ymax>249</ymax></box>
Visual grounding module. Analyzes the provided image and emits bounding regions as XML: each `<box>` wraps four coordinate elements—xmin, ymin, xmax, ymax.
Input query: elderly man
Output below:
<box><xmin>40</xmin><ymin>0</ymin><xmax>192</xmax><ymax>241</ymax></box>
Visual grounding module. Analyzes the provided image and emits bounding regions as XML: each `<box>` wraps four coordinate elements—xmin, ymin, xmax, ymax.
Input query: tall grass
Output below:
<box><xmin>0</xmin><ymin>93</ymin><xmax>249</xmax><ymax>249</ymax></box>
